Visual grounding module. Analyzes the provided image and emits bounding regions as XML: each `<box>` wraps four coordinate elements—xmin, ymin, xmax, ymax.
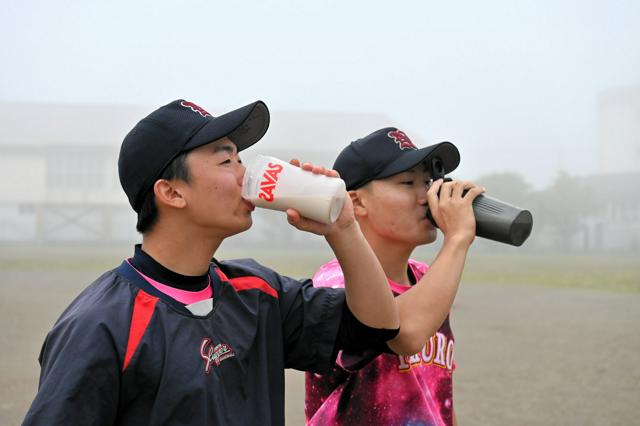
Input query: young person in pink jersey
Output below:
<box><xmin>305</xmin><ymin>128</ymin><xmax>484</xmax><ymax>426</ymax></box>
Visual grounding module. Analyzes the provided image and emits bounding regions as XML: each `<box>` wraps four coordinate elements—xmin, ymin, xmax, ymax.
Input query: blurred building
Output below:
<box><xmin>577</xmin><ymin>86</ymin><xmax>640</xmax><ymax>251</ymax></box>
<box><xmin>0</xmin><ymin>102</ymin><xmax>145</xmax><ymax>242</ymax></box>
<box><xmin>597</xmin><ymin>86</ymin><xmax>640</xmax><ymax>174</ymax></box>
<box><xmin>578</xmin><ymin>172</ymin><xmax>640</xmax><ymax>251</ymax></box>
<box><xmin>0</xmin><ymin>101</ymin><xmax>397</xmax><ymax>245</ymax></box>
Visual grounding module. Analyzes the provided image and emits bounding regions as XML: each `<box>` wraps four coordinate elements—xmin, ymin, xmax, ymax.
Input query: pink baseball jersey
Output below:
<box><xmin>305</xmin><ymin>259</ymin><xmax>455</xmax><ymax>426</ymax></box>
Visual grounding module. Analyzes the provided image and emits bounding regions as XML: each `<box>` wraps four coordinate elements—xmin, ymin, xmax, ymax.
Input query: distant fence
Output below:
<box><xmin>1</xmin><ymin>202</ymin><xmax>638</xmax><ymax>253</ymax></box>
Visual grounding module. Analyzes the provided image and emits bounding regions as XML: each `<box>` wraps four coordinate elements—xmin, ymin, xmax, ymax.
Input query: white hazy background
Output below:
<box><xmin>2</xmin><ymin>3</ymin><xmax>640</xmax><ymax>426</ymax></box>
<box><xmin>2</xmin><ymin>0</ymin><xmax>639</xmax><ymax>187</ymax></box>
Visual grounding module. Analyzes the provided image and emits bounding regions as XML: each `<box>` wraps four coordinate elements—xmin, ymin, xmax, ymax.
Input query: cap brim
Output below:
<box><xmin>377</xmin><ymin>141</ymin><xmax>460</xmax><ymax>180</ymax></box>
<box><xmin>185</xmin><ymin>101</ymin><xmax>270</xmax><ymax>152</ymax></box>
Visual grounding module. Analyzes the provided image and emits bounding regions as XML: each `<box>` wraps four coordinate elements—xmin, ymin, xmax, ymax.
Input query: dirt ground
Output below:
<box><xmin>2</xmin><ymin>268</ymin><xmax>639</xmax><ymax>425</ymax></box>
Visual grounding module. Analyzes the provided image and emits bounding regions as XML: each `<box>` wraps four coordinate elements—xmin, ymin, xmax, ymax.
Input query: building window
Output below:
<box><xmin>46</xmin><ymin>147</ymin><xmax>105</xmax><ymax>189</ymax></box>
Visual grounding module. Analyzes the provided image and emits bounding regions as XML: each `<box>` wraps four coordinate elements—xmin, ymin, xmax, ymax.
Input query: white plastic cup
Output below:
<box><xmin>242</xmin><ymin>155</ymin><xmax>346</xmax><ymax>224</ymax></box>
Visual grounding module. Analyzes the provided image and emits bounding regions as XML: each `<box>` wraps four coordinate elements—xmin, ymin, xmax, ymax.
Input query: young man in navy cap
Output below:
<box><xmin>23</xmin><ymin>101</ymin><xmax>405</xmax><ymax>426</ymax></box>
<box><xmin>306</xmin><ymin>128</ymin><xmax>484</xmax><ymax>426</ymax></box>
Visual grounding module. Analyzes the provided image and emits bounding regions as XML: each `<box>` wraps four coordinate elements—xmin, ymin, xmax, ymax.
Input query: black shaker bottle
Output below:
<box><xmin>426</xmin><ymin>159</ymin><xmax>533</xmax><ymax>247</ymax></box>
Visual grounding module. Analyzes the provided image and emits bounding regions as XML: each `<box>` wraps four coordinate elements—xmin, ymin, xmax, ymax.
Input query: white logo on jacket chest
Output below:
<box><xmin>200</xmin><ymin>338</ymin><xmax>235</xmax><ymax>374</ymax></box>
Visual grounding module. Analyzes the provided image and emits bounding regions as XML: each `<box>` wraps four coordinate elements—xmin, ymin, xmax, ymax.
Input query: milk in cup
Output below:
<box><xmin>242</xmin><ymin>155</ymin><xmax>346</xmax><ymax>224</ymax></box>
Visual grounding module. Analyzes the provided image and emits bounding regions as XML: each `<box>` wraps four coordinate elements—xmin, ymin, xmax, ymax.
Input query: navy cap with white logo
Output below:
<box><xmin>333</xmin><ymin>127</ymin><xmax>460</xmax><ymax>190</ymax></box>
<box><xmin>118</xmin><ymin>99</ymin><xmax>270</xmax><ymax>212</ymax></box>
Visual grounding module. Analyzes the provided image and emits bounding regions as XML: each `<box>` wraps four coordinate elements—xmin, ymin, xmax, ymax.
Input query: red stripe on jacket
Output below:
<box><xmin>229</xmin><ymin>276</ymin><xmax>278</xmax><ymax>299</ymax></box>
<box><xmin>214</xmin><ymin>268</ymin><xmax>229</xmax><ymax>282</ymax></box>
<box><xmin>123</xmin><ymin>290</ymin><xmax>159</xmax><ymax>372</ymax></box>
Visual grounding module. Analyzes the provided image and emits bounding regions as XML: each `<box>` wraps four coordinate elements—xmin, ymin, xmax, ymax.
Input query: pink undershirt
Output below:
<box><xmin>127</xmin><ymin>260</ymin><xmax>213</xmax><ymax>305</ymax></box>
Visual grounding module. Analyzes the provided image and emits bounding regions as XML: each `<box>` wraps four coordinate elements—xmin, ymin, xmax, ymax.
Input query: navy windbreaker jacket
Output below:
<box><xmin>23</xmin><ymin>258</ymin><xmax>344</xmax><ymax>425</ymax></box>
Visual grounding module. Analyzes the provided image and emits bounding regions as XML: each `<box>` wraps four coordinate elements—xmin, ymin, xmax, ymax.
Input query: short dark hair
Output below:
<box><xmin>136</xmin><ymin>152</ymin><xmax>191</xmax><ymax>234</ymax></box>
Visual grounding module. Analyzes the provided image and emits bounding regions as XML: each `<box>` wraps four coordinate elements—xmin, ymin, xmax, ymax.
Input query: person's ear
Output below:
<box><xmin>153</xmin><ymin>179</ymin><xmax>187</xmax><ymax>209</ymax></box>
<box><xmin>350</xmin><ymin>190</ymin><xmax>368</xmax><ymax>218</ymax></box>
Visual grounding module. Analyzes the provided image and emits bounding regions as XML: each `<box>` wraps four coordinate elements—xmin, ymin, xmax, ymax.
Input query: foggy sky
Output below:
<box><xmin>1</xmin><ymin>0</ymin><xmax>639</xmax><ymax>188</ymax></box>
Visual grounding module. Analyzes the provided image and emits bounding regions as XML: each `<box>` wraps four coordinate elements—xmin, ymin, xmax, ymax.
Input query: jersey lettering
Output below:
<box><xmin>258</xmin><ymin>163</ymin><xmax>283</xmax><ymax>202</ymax></box>
<box><xmin>421</xmin><ymin>335</ymin><xmax>435</xmax><ymax>364</ymax></box>
<box><xmin>397</xmin><ymin>332</ymin><xmax>454</xmax><ymax>372</ymax></box>
<box><xmin>408</xmin><ymin>353</ymin><xmax>421</xmax><ymax>366</ymax></box>
<box><xmin>397</xmin><ymin>354</ymin><xmax>410</xmax><ymax>370</ymax></box>
<box><xmin>445</xmin><ymin>339</ymin><xmax>455</xmax><ymax>370</ymax></box>
<box><xmin>434</xmin><ymin>333</ymin><xmax>447</xmax><ymax>365</ymax></box>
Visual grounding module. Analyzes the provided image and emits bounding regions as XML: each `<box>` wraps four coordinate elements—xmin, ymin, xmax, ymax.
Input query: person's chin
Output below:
<box><xmin>219</xmin><ymin>216</ymin><xmax>253</xmax><ymax>238</ymax></box>
<box><xmin>238</xmin><ymin>215</ymin><xmax>253</xmax><ymax>232</ymax></box>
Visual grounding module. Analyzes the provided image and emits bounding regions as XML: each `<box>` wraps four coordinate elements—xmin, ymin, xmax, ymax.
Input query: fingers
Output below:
<box><xmin>451</xmin><ymin>180</ymin><xmax>483</xmax><ymax>199</ymax></box>
<box><xmin>431</xmin><ymin>179</ymin><xmax>485</xmax><ymax>202</ymax></box>
<box><xmin>286</xmin><ymin>208</ymin><xmax>327</xmax><ymax>236</ymax></box>
<box><xmin>426</xmin><ymin>179</ymin><xmax>444</xmax><ymax>223</ymax></box>
<box><xmin>289</xmin><ymin>159</ymin><xmax>339</xmax><ymax>177</ymax></box>
<box><xmin>427</xmin><ymin>178</ymin><xmax>444</xmax><ymax>199</ymax></box>
<box><xmin>426</xmin><ymin>179</ymin><xmax>442</xmax><ymax>208</ymax></box>
<box><xmin>426</xmin><ymin>179</ymin><xmax>485</xmax><ymax>219</ymax></box>
<box><xmin>286</xmin><ymin>208</ymin><xmax>301</xmax><ymax>224</ymax></box>
<box><xmin>451</xmin><ymin>181</ymin><xmax>468</xmax><ymax>199</ymax></box>
<box><xmin>463</xmin><ymin>184</ymin><xmax>486</xmax><ymax>201</ymax></box>
<box><xmin>300</xmin><ymin>162</ymin><xmax>314</xmax><ymax>172</ymax></box>
<box><xmin>287</xmin><ymin>209</ymin><xmax>319</xmax><ymax>233</ymax></box>
<box><xmin>310</xmin><ymin>164</ymin><xmax>328</xmax><ymax>175</ymax></box>
<box><xmin>439</xmin><ymin>180</ymin><xmax>454</xmax><ymax>201</ymax></box>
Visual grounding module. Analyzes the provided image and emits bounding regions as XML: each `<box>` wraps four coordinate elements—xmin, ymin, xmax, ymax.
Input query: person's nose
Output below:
<box><xmin>236</xmin><ymin>162</ymin><xmax>246</xmax><ymax>186</ymax></box>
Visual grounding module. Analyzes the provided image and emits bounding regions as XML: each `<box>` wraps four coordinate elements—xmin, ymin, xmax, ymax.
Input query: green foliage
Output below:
<box><xmin>474</xmin><ymin>170</ymin><xmax>604</xmax><ymax>251</ymax></box>
<box><xmin>532</xmin><ymin>171</ymin><xmax>599</xmax><ymax>250</ymax></box>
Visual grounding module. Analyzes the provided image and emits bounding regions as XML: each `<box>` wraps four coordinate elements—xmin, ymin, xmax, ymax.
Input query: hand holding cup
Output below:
<box><xmin>242</xmin><ymin>155</ymin><xmax>348</xmax><ymax>234</ymax></box>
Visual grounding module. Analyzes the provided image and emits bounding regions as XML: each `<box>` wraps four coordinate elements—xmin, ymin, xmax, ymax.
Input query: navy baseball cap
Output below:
<box><xmin>119</xmin><ymin>99</ymin><xmax>270</xmax><ymax>212</ymax></box>
<box><xmin>333</xmin><ymin>127</ymin><xmax>460</xmax><ymax>190</ymax></box>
